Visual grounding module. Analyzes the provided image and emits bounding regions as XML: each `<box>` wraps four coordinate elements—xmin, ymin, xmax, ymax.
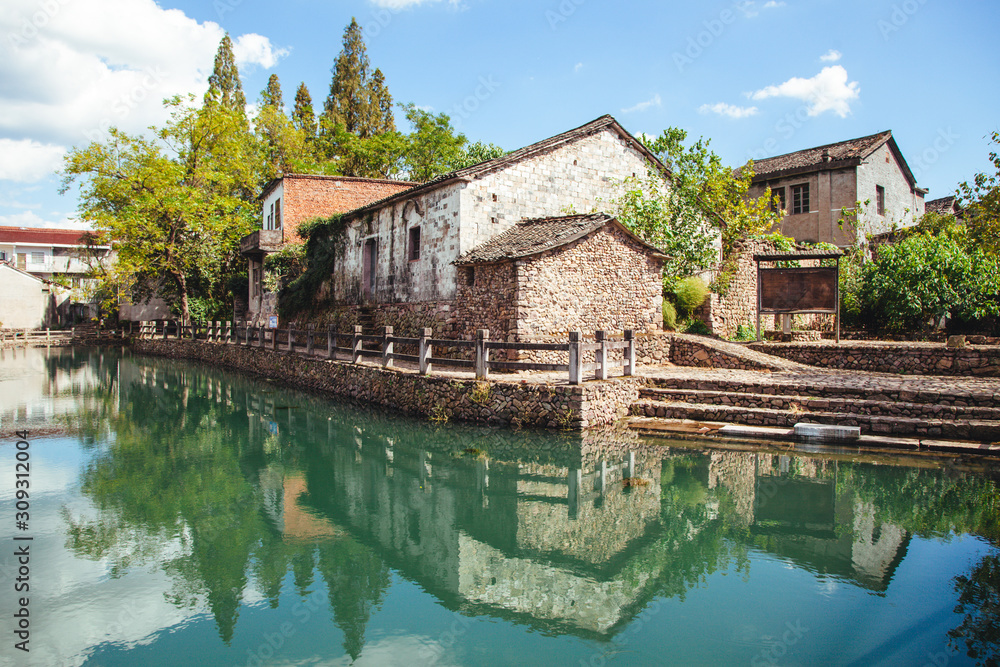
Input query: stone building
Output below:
<box><xmin>240</xmin><ymin>174</ymin><xmax>416</xmax><ymax>319</ymax></box>
<box><xmin>320</xmin><ymin>115</ymin><xmax>679</xmax><ymax>340</ymax></box>
<box><xmin>747</xmin><ymin>130</ymin><xmax>927</xmax><ymax>247</ymax></box>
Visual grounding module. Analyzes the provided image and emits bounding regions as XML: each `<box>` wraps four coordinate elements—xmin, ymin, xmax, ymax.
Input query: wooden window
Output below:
<box><xmin>791</xmin><ymin>184</ymin><xmax>810</xmax><ymax>215</ymax></box>
<box><xmin>274</xmin><ymin>198</ymin><xmax>282</xmax><ymax>228</ymax></box>
<box><xmin>30</xmin><ymin>251</ymin><xmax>44</xmax><ymax>264</ymax></box>
<box><xmin>770</xmin><ymin>187</ymin><xmax>786</xmax><ymax>212</ymax></box>
<box><xmin>876</xmin><ymin>185</ymin><xmax>885</xmax><ymax>216</ymax></box>
<box><xmin>408</xmin><ymin>226</ymin><xmax>421</xmax><ymax>261</ymax></box>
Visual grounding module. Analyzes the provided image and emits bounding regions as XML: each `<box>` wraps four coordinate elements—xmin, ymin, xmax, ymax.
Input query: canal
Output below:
<box><xmin>1</xmin><ymin>346</ymin><xmax>998</xmax><ymax>666</ymax></box>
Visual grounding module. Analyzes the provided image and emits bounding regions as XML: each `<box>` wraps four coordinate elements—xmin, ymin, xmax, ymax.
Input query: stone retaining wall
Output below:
<box><xmin>670</xmin><ymin>334</ymin><xmax>803</xmax><ymax>371</ymax></box>
<box><xmin>131</xmin><ymin>339</ymin><xmax>643</xmax><ymax>430</ymax></box>
<box><xmin>749</xmin><ymin>341</ymin><xmax>1000</xmax><ymax>376</ymax></box>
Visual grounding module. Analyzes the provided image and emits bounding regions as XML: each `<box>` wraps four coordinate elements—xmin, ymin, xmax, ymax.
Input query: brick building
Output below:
<box><xmin>240</xmin><ymin>174</ymin><xmax>416</xmax><ymax>319</ymax></box>
<box><xmin>318</xmin><ymin>115</ymin><xmax>681</xmax><ymax>341</ymax></box>
<box><xmin>747</xmin><ymin>130</ymin><xmax>927</xmax><ymax>247</ymax></box>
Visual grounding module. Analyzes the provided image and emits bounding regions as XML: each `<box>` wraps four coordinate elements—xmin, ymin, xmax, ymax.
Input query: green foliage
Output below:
<box><xmin>263</xmin><ymin>244</ymin><xmax>306</xmax><ymax>293</ymax></box>
<box><xmin>261</xmin><ymin>74</ymin><xmax>283</xmax><ymax>109</ymax></box>
<box><xmin>322</xmin><ymin>18</ymin><xmax>393</xmax><ymax>140</ymax></box>
<box><xmin>682</xmin><ymin>318</ymin><xmax>712</xmax><ymax>335</ymax></box>
<box><xmin>958</xmin><ymin>131</ymin><xmax>1000</xmax><ymax>255</ymax></box>
<box><xmin>401</xmin><ymin>103</ymin><xmax>467</xmax><ymax>181</ymax></box>
<box><xmin>857</xmin><ymin>233</ymin><xmax>1000</xmax><ymax>333</ymax></box>
<box><xmin>204</xmin><ymin>34</ymin><xmax>247</xmax><ymax>120</ymax></box>
<box><xmin>292</xmin><ymin>82</ymin><xmax>317</xmax><ymax>139</ymax></box>
<box><xmin>278</xmin><ymin>214</ymin><xmax>349</xmax><ymax>318</ymax></box>
<box><xmin>837</xmin><ymin>244</ymin><xmax>865</xmax><ymax>328</ymax></box>
<box><xmin>673</xmin><ymin>276</ymin><xmax>710</xmax><ymax>318</ymax></box>
<box><xmin>733</xmin><ymin>323</ymin><xmax>757</xmax><ymax>341</ymax></box>
<box><xmin>662</xmin><ymin>300</ymin><xmax>677</xmax><ymax>331</ymax></box>
<box><xmin>455</xmin><ymin>141</ymin><xmax>506</xmax><ymax>169</ymax></box>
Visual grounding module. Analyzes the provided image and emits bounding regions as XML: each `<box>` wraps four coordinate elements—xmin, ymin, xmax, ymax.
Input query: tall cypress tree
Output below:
<box><xmin>204</xmin><ymin>34</ymin><xmax>247</xmax><ymax>114</ymax></box>
<box><xmin>261</xmin><ymin>74</ymin><xmax>283</xmax><ymax>110</ymax></box>
<box><xmin>368</xmin><ymin>68</ymin><xmax>395</xmax><ymax>135</ymax></box>
<box><xmin>323</xmin><ymin>18</ymin><xmax>371</xmax><ymax>136</ymax></box>
<box><xmin>293</xmin><ymin>82</ymin><xmax>317</xmax><ymax>139</ymax></box>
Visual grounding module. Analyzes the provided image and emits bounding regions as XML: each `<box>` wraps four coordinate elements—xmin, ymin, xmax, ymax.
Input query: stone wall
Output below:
<box><xmin>453</xmin><ymin>261</ymin><xmax>517</xmax><ymax>344</ymax></box>
<box><xmin>749</xmin><ymin>341</ymin><xmax>1000</xmax><ymax>376</ymax></box>
<box><xmin>695</xmin><ymin>239</ymin><xmax>772</xmax><ymax>340</ymax></box>
<box><xmin>131</xmin><ymin>339</ymin><xmax>644</xmax><ymax>430</ymax></box>
<box><xmin>670</xmin><ymin>334</ymin><xmax>803</xmax><ymax>371</ymax></box>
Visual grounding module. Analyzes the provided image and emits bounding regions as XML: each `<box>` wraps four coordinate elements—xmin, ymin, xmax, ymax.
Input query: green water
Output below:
<box><xmin>1</xmin><ymin>346</ymin><xmax>998</xmax><ymax>666</ymax></box>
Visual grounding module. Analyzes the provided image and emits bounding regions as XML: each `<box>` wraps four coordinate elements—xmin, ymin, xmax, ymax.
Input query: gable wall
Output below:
<box><xmin>855</xmin><ymin>142</ymin><xmax>924</xmax><ymax>238</ymax></box>
<box><xmin>0</xmin><ymin>266</ymin><xmax>50</xmax><ymax>329</ymax></box>
<box><xmin>459</xmin><ymin>129</ymin><xmax>656</xmax><ymax>255</ymax></box>
<box><xmin>749</xmin><ymin>168</ymin><xmax>859</xmax><ymax>246</ymax></box>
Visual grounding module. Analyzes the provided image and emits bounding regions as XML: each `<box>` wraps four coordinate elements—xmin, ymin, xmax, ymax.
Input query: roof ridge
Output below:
<box><xmin>753</xmin><ymin>129</ymin><xmax>892</xmax><ymax>165</ymax></box>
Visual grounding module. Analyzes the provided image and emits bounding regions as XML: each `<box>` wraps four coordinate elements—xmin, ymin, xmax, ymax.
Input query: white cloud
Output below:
<box><xmin>233</xmin><ymin>33</ymin><xmax>290</xmax><ymax>70</ymax></box>
<box><xmin>748</xmin><ymin>65</ymin><xmax>860</xmax><ymax>117</ymax></box>
<box><xmin>763</xmin><ymin>1</ymin><xmax>786</xmax><ymax>8</ymax></box>
<box><xmin>0</xmin><ymin>139</ymin><xmax>65</xmax><ymax>182</ymax></box>
<box><xmin>698</xmin><ymin>102</ymin><xmax>758</xmax><ymax>119</ymax></box>
<box><xmin>621</xmin><ymin>93</ymin><xmax>662</xmax><ymax>114</ymax></box>
<box><xmin>0</xmin><ymin>210</ymin><xmax>88</xmax><ymax>229</ymax></box>
<box><xmin>574</xmin><ymin>62</ymin><xmax>583</xmax><ymax>73</ymax></box>
<box><xmin>820</xmin><ymin>49</ymin><xmax>842</xmax><ymax>62</ymax></box>
<box><xmin>737</xmin><ymin>1</ymin><xmax>784</xmax><ymax>17</ymax></box>
<box><xmin>0</xmin><ymin>0</ymin><xmax>288</xmax><ymax>177</ymax></box>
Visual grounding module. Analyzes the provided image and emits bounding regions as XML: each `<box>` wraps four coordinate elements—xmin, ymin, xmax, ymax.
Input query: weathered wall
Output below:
<box><xmin>0</xmin><ymin>265</ymin><xmax>51</xmax><ymax>328</ymax></box>
<box><xmin>748</xmin><ymin>340</ymin><xmax>1000</xmax><ymax>376</ymax></box>
<box><xmin>748</xmin><ymin>168</ymin><xmax>858</xmax><ymax>245</ymax></box>
<box><xmin>453</xmin><ymin>261</ymin><xmax>517</xmax><ymax>343</ymax></box>
<box><xmin>855</xmin><ymin>142</ymin><xmax>925</xmax><ymax>238</ymax></box>
<box><xmin>670</xmin><ymin>334</ymin><xmax>804</xmax><ymax>371</ymax></box>
<box><xmin>695</xmin><ymin>238</ymin><xmax>773</xmax><ymax>339</ymax></box>
<box><xmin>131</xmin><ymin>338</ymin><xmax>644</xmax><ymax>430</ymax></box>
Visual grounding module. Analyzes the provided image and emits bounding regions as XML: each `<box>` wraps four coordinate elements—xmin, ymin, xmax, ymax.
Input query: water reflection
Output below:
<box><xmin>4</xmin><ymin>348</ymin><xmax>999</xmax><ymax>665</ymax></box>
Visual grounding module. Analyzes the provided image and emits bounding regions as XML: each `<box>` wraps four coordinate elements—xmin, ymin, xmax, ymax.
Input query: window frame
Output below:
<box><xmin>770</xmin><ymin>186</ymin><xmax>786</xmax><ymax>213</ymax></box>
<box><xmin>791</xmin><ymin>183</ymin><xmax>810</xmax><ymax>215</ymax></box>
<box><xmin>408</xmin><ymin>226</ymin><xmax>421</xmax><ymax>262</ymax></box>
<box><xmin>876</xmin><ymin>185</ymin><xmax>885</xmax><ymax>216</ymax></box>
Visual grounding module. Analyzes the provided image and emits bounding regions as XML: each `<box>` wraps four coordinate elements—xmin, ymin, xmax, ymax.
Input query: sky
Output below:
<box><xmin>1</xmin><ymin>0</ymin><xmax>998</xmax><ymax>230</ymax></box>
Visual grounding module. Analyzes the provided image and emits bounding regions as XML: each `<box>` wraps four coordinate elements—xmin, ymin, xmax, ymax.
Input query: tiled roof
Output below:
<box><xmin>754</xmin><ymin>248</ymin><xmax>844</xmax><ymax>261</ymax></box>
<box><xmin>0</xmin><ymin>226</ymin><xmax>98</xmax><ymax>246</ymax></box>
<box><xmin>925</xmin><ymin>195</ymin><xmax>959</xmax><ymax>216</ymax></box>
<box><xmin>342</xmin><ymin>115</ymin><xmax>670</xmax><ymax>219</ymax></box>
<box><xmin>750</xmin><ymin>131</ymin><xmax>895</xmax><ymax>180</ymax></box>
<box><xmin>454</xmin><ymin>213</ymin><xmax>666</xmax><ymax>265</ymax></box>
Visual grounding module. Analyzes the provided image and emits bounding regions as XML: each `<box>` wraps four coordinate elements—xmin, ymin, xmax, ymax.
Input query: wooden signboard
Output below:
<box><xmin>759</xmin><ymin>267</ymin><xmax>838</xmax><ymax>313</ymax></box>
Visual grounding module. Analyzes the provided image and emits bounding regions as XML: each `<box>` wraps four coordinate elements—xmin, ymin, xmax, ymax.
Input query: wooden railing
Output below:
<box><xmin>133</xmin><ymin>320</ymin><xmax>637</xmax><ymax>385</ymax></box>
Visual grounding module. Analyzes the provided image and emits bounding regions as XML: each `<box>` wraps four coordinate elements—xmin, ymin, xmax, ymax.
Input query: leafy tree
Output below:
<box><xmin>292</xmin><ymin>82</ymin><xmax>318</xmax><ymax>139</ymax></box>
<box><xmin>455</xmin><ymin>141</ymin><xmax>506</xmax><ymax>169</ymax></box>
<box><xmin>368</xmin><ymin>68</ymin><xmax>395</xmax><ymax>135</ymax></box>
<box><xmin>401</xmin><ymin>103</ymin><xmax>467</xmax><ymax>181</ymax></box>
<box><xmin>323</xmin><ymin>18</ymin><xmax>381</xmax><ymax>138</ymax></box>
<box><xmin>204</xmin><ymin>34</ymin><xmax>247</xmax><ymax>121</ymax></box>
<box><xmin>857</xmin><ymin>232</ymin><xmax>1000</xmax><ymax>333</ymax></box>
<box><xmin>261</xmin><ymin>73</ymin><xmax>283</xmax><ymax>109</ymax></box>
<box><xmin>959</xmin><ymin>131</ymin><xmax>1000</xmax><ymax>254</ymax></box>
<box><xmin>60</xmin><ymin>96</ymin><xmax>261</xmax><ymax>323</ymax></box>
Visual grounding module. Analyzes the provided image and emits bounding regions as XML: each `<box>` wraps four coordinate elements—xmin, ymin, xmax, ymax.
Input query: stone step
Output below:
<box><xmin>629</xmin><ymin>399</ymin><xmax>1000</xmax><ymax>442</ymax></box>
<box><xmin>643</xmin><ymin>376</ymin><xmax>997</xmax><ymax>408</ymax></box>
<box><xmin>637</xmin><ymin>387</ymin><xmax>1000</xmax><ymax>421</ymax></box>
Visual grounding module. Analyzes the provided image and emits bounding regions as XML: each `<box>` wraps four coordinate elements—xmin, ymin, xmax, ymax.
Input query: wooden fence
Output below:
<box><xmin>133</xmin><ymin>320</ymin><xmax>637</xmax><ymax>385</ymax></box>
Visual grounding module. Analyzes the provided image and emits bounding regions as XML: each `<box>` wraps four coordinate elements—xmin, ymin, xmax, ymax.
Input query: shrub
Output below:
<box><xmin>662</xmin><ymin>300</ymin><xmax>677</xmax><ymax>330</ymax></box>
<box><xmin>733</xmin><ymin>323</ymin><xmax>757</xmax><ymax>341</ymax></box>
<box><xmin>682</xmin><ymin>318</ymin><xmax>712</xmax><ymax>335</ymax></box>
<box><xmin>673</xmin><ymin>276</ymin><xmax>710</xmax><ymax>318</ymax></box>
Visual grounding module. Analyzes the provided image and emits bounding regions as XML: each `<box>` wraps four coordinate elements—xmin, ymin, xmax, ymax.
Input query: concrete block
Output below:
<box><xmin>793</xmin><ymin>423</ymin><xmax>861</xmax><ymax>441</ymax></box>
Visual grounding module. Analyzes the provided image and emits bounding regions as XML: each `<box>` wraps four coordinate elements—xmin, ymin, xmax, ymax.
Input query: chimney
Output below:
<box><xmin>821</xmin><ymin>149</ymin><xmax>831</xmax><ymax>163</ymax></box>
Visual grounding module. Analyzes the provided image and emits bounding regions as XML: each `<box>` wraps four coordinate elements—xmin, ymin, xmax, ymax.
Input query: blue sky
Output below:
<box><xmin>1</xmin><ymin>0</ymin><xmax>997</xmax><ymax>229</ymax></box>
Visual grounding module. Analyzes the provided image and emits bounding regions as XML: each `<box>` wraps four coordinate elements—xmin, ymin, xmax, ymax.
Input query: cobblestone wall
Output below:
<box><xmin>695</xmin><ymin>239</ymin><xmax>773</xmax><ymax>340</ymax></box>
<box><xmin>749</xmin><ymin>341</ymin><xmax>1000</xmax><ymax>376</ymax></box>
<box><xmin>131</xmin><ymin>339</ymin><xmax>644</xmax><ymax>430</ymax></box>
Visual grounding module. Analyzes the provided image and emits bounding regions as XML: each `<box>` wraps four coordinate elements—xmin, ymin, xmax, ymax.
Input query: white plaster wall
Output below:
<box><xmin>0</xmin><ymin>265</ymin><xmax>49</xmax><ymax>328</ymax></box>
<box><xmin>855</xmin><ymin>142</ymin><xmax>924</xmax><ymax>238</ymax></box>
<box><xmin>261</xmin><ymin>183</ymin><xmax>285</xmax><ymax>232</ymax></box>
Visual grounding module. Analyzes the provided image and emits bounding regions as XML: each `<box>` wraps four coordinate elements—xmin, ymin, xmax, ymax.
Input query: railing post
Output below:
<box><xmin>475</xmin><ymin>329</ymin><xmax>490</xmax><ymax>379</ymax></box>
<box><xmin>382</xmin><ymin>326</ymin><xmax>393</xmax><ymax>368</ymax></box>
<box><xmin>419</xmin><ymin>327</ymin><xmax>432</xmax><ymax>375</ymax></box>
<box><xmin>595</xmin><ymin>330</ymin><xmax>608</xmax><ymax>380</ymax></box>
<box><xmin>259</xmin><ymin>325</ymin><xmax>266</xmax><ymax>348</ymax></box>
<box><xmin>271</xmin><ymin>324</ymin><xmax>278</xmax><ymax>351</ymax></box>
<box><xmin>287</xmin><ymin>324</ymin><xmax>295</xmax><ymax>353</ymax></box>
<box><xmin>568</xmin><ymin>331</ymin><xmax>582</xmax><ymax>385</ymax></box>
<box><xmin>327</xmin><ymin>325</ymin><xmax>335</xmax><ymax>360</ymax></box>
<box><xmin>225</xmin><ymin>320</ymin><xmax>232</xmax><ymax>344</ymax></box>
<box><xmin>352</xmin><ymin>325</ymin><xmax>363</xmax><ymax>364</ymax></box>
<box><xmin>306</xmin><ymin>323</ymin><xmax>315</xmax><ymax>357</ymax></box>
<box><xmin>624</xmin><ymin>329</ymin><xmax>635</xmax><ymax>376</ymax></box>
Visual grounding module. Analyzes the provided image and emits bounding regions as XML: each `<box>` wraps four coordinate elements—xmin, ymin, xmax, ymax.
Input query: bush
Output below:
<box><xmin>662</xmin><ymin>300</ymin><xmax>677</xmax><ymax>330</ymax></box>
<box><xmin>673</xmin><ymin>276</ymin><xmax>710</xmax><ymax>318</ymax></box>
<box><xmin>682</xmin><ymin>318</ymin><xmax>712</xmax><ymax>335</ymax></box>
<box><xmin>733</xmin><ymin>323</ymin><xmax>757</xmax><ymax>341</ymax></box>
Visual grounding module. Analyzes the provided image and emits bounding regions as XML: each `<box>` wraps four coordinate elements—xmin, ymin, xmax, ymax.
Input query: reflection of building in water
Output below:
<box><xmin>707</xmin><ymin>451</ymin><xmax>910</xmax><ymax>591</ymax></box>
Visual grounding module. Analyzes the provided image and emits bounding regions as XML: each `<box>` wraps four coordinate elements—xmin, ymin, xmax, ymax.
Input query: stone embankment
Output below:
<box><xmin>749</xmin><ymin>340</ymin><xmax>1000</xmax><ymax>376</ymax></box>
<box><xmin>131</xmin><ymin>338</ymin><xmax>642</xmax><ymax>430</ymax></box>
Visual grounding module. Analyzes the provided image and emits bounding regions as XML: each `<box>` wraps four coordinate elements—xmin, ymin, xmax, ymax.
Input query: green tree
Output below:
<box><xmin>401</xmin><ymin>103</ymin><xmax>467</xmax><ymax>181</ymax></box>
<box><xmin>292</xmin><ymin>82</ymin><xmax>318</xmax><ymax>140</ymax></box>
<box><xmin>261</xmin><ymin>73</ymin><xmax>283</xmax><ymax>109</ymax></box>
<box><xmin>368</xmin><ymin>68</ymin><xmax>395</xmax><ymax>135</ymax></box>
<box><xmin>857</xmin><ymin>232</ymin><xmax>1000</xmax><ymax>333</ymax></box>
<box><xmin>455</xmin><ymin>141</ymin><xmax>506</xmax><ymax>169</ymax></box>
<box><xmin>61</xmin><ymin>96</ymin><xmax>261</xmax><ymax>323</ymax></box>
<box><xmin>204</xmin><ymin>34</ymin><xmax>247</xmax><ymax>120</ymax></box>
<box><xmin>323</xmin><ymin>18</ymin><xmax>376</xmax><ymax>137</ymax></box>
<box><xmin>959</xmin><ymin>131</ymin><xmax>1000</xmax><ymax>254</ymax></box>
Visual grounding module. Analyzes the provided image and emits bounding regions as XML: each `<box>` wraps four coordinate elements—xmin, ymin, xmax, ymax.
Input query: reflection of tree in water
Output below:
<box><xmin>949</xmin><ymin>552</ymin><xmax>1000</xmax><ymax>667</ymax></box>
<box><xmin>62</xmin><ymin>359</ymin><xmax>390</xmax><ymax>654</ymax></box>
